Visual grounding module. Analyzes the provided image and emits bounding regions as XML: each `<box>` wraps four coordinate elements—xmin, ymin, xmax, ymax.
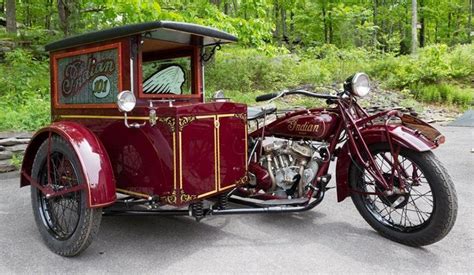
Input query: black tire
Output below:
<box><xmin>349</xmin><ymin>143</ymin><xmax>457</xmax><ymax>246</ymax></box>
<box><xmin>31</xmin><ymin>135</ymin><xmax>102</xmax><ymax>256</ymax></box>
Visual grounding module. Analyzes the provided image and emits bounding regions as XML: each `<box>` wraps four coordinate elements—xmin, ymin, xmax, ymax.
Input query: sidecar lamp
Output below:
<box><xmin>117</xmin><ymin>90</ymin><xmax>136</xmax><ymax>112</ymax></box>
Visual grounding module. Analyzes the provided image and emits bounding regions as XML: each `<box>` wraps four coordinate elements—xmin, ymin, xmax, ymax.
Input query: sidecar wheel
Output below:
<box><xmin>349</xmin><ymin>143</ymin><xmax>457</xmax><ymax>246</ymax></box>
<box><xmin>30</xmin><ymin>136</ymin><xmax>102</xmax><ymax>256</ymax></box>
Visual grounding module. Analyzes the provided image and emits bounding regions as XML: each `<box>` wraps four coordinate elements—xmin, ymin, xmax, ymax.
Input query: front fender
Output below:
<box><xmin>21</xmin><ymin>121</ymin><xmax>116</xmax><ymax>208</ymax></box>
<box><xmin>335</xmin><ymin>124</ymin><xmax>440</xmax><ymax>202</ymax></box>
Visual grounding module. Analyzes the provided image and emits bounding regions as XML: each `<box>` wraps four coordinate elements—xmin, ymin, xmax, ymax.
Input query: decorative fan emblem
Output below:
<box><xmin>143</xmin><ymin>65</ymin><xmax>185</xmax><ymax>94</ymax></box>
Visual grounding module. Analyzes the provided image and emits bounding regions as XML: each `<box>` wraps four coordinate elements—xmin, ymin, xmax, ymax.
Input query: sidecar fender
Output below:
<box><xmin>335</xmin><ymin>124</ymin><xmax>439</xmax><ymax>202</ymax></box>
<box><xmin>21</xmin><ymin>121</ymin><xmax>116</xmax><ymax>208</ymax></box>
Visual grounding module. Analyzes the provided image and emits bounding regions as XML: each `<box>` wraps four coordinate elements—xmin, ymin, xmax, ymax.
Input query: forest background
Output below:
<box><xmin>0</xmin><ymin>0</ymin><xmax>472</xmax><ymax>130</ymax></box>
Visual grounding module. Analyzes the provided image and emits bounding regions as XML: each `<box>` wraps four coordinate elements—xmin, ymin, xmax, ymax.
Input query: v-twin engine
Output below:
<box><xmin>257</xmin><ymin>137</ymin><xmax>326</xmax><ymax>198</ymax></box>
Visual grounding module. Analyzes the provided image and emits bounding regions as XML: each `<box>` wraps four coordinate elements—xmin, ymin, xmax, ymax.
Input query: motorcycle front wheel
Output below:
<box><xmin>349</xmin><ymin>143</ymin><xmax>457</xmax><ymax>246</ymax></box>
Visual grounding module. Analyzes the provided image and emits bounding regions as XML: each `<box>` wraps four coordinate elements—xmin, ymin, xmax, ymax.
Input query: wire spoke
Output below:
<box><xmin>38</xmin><ymin>151</ymin><xmax>82</xmax><ymax>240</ymax></box>
<box><xmin>358</xmin><ymin>148</ymin><xmax>434</xmax><ymax>232</ymax></box>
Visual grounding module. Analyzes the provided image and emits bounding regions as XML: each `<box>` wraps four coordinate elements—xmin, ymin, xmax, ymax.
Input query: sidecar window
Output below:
<box><xmin>55</xmin><ymin>45</ymin><xmax>121</xmax><ymax>106</ymax></box>
<box><xmin>142</xmin><ymin>57</ymin><xmax>191</xmax><ymax>95</ymax></box>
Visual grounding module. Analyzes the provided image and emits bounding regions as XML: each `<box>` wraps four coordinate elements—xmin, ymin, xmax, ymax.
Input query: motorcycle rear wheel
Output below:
<box><xmin>349</xmin><ymin>143</ymin><xmax>457</xmax><ymax>246</ymax></box>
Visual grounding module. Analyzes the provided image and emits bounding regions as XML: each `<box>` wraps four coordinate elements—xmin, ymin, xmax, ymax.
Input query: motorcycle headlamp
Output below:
<box><xmin>117</xmin><ymin>90</ymin><xmax>136</xmax><ymax>112</ymax></box>
<box><xmin>213</xmin><ymin>90</ymin><xmax>229</xmax><ymax>102</ymax></box>
<box><xmin>344</xmin><ymin>72</ymin><xmax>371</xmax><ymax>97</ymax></box>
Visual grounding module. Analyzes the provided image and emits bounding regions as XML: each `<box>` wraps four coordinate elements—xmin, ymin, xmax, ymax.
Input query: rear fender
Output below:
<box><xmin>335</xmin><ymin>124</ymin><xmax>439</xmax><ymax>202</ymax></box>
<box><xmin>21</xmin><ymin>121</ymin><xmax>116</xmax><ymax>208</ymax></box>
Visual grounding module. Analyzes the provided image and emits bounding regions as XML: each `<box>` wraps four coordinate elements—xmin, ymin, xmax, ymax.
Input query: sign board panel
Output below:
<box><xmin>53</xmin><ymin>43</ymin><xmax>122</xmax><ymax>107</ymax></box>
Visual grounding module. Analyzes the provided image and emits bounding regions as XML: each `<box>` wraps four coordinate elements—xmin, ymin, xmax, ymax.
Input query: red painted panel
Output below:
<box><xmin>218</xmin><ymin>116</ymin><xmax>247</xmax><ymax>191</ymax></box>
<box><xmin>180</xmin><ymin>118</ymin><xmax>216</xmax><ymax>198</ymax></box>
<box><xmin>98</xmin><ymin>122</ymin><xmax>175</xmax><ymax>197</ymax></box>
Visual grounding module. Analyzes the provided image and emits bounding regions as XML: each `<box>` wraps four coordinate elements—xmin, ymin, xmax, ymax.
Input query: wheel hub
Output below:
<box><xmin>377</xmin><ymin>173</ymin><xmax>409</xmax><ymax>209</ymax></box>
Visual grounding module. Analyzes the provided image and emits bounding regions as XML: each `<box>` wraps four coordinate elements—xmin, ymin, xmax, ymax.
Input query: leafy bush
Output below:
<box><xmin>369</xmin><ymin>44</ymin><xmax>474</xmax><ymax>88</ymax></box>
<box><xmin>0</xmin><ymin>49</ymin><xmax>50</xmax><ymax>130</ymax></box>
<box><xmin>411</xmin><ymin>83</ymin><xmax>473</xmax><ymax>106</ymax></box>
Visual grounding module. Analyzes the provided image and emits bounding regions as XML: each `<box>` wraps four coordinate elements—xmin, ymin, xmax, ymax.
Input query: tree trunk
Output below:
<box><xmin>373</xmin><ymin>0</ymin><xmax>378</xmax><ymax>47</ymax></box>
<box><xmin>419</xmin><ymin>0</ymin><xmax>425</xmax><ymax>47</ymax></box>
<box><xmin>45</xmin><ymin>0</ymin><xmax>53</xmax><ymax>30</ymax></box>
<box><xmin>5</xmin><ymin>0</ymin><xmax>16</xmax><ymax>34</ymax></box>
<box><xmin>224</xmin><ymin>1</ymin><xmax>229</xmax><ymax>15</ymax></box>
<box><xmin>469</xmin><ymin>0</ymin><xmax>473</xmax><ymax>42</ymax></box>
<box><xmin>447</xmin><ymin>12</ymin><xmax>451</xmax><ymax>39</ymax></box>
<box><xmin>322</xmin><ymin>0</ymin><xmax>328</xmax><ymax>43</ymax></box>
<box><xmin>210</xmin><ymin>0</ymin><xmax>221</xmax><ymax>6</ymax></box>
<box><xmin>411</xmin><ymin>0</ymin><xmax>418</xmax><ymax>54</ymax></box>
<box><xmin>58</xmin><ymin>0</ymin><xmax>78</xmax><ymax>36</ymax></box>
<box><xmin>281</xmin><ymin>6</ymin><xmax>287</xmax><ymax>43</ymax></box>
<box><xmin>274</xmin><ymin>2</ymin><xmax>281</xmax><ymax>44</ymax></box>
<box><xmin>328</xmin><ymin>10</ymin><xmax>333</xmax><ymax>44</ymax></box>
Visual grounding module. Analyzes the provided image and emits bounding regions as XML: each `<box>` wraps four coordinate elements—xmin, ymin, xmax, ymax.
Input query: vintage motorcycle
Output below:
<box><xmin>237</xmin><ymin>72</ymin><xmax>458</xmax><ymax>247</ymax></box>
<box><xmin>22</xmin><ymin>21</ymin><xmax>457</xmax><ymax>257</ymax></box>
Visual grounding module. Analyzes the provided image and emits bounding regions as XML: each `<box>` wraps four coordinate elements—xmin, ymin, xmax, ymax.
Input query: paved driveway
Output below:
<box><xmin>0</xmin><ymin>125</ymin><xmax>472</xmax><ymax>274</ymax></box>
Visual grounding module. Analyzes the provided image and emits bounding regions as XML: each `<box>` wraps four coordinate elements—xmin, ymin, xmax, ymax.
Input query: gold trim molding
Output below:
<box><xmin>162</xmin><ymin>191</ymin><xmax>177</xmax><ymax>204</ymax></box>
<box><xmin>234</xmin><ymin>113</ymin><xmax>247</xmax><ymax>122</ymax></box>
<box><xmin>156</xmin><ymin>117</ymin><xmax>176</xmax><ymax>133</ymax></box>
<box><xmin>180</xmin><ymin>190</ymin><xmax>197</xmax><ymax>203</ymax></box>
<box><xmin>178</xmin><ymin>116</ymin><xmax>196</xmax><ymax>132</ymax></box>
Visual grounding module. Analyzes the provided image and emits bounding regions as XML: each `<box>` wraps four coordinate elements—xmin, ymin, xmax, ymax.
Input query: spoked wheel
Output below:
<box><xmin>350</xmin><ymin>143</ymin><xmax>457</xmax><ymax>246</ymax></box>
<box><xmin>31</xmin><ymin>136</ymin><xmax>102</xmax><ymax>256</ymax></box>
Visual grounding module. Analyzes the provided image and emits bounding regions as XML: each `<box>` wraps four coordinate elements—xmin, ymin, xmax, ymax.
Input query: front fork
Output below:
<box><xmin>340</xmin><ymin>106</ymin><xmax>408</xmax><ymax>196</ymax></box>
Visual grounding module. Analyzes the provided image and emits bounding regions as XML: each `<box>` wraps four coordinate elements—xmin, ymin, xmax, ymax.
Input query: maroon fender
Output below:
<box><xmin>21</xmin><ymin>121</ymin><xmax>116</xmax><ymax>208</ymax></box>
<box><xmin>334</xmin><ymin>124</ymin><xmax>439</xmax><ymax>202</ymax></box>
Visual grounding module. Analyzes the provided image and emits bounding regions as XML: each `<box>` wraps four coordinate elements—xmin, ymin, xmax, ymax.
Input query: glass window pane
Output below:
<box><xmin>142</xmin><ymin>56</ymin><xmax>191</xmax><ymax>95</ymax></box>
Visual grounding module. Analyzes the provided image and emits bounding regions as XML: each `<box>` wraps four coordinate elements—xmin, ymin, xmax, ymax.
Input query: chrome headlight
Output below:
<box><xmin>344</xmin><ymin>72</ymin><xmax>371</xmax><ymax>97</ymax></box>
<box><xmin>213</xmin><ymin>90</ymin><xmax>228</xmax><ymax>102</ymax></box>
<box><xmin>117</xmin><ymin>90</ymin><xmax>136</xmax><ymax>112</ymax></box>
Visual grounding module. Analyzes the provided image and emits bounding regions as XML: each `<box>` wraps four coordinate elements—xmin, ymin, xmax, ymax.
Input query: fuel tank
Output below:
<box><xmin>266</xmin><ymin>111</ymin><xmax>340</xmax><ymax>141</ymax></box>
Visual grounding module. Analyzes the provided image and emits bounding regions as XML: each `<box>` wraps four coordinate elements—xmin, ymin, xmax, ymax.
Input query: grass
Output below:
<box><xmin>411</xmin><ymin>83</ymin><xmax>474</xmax><ymax>106</ymax></box>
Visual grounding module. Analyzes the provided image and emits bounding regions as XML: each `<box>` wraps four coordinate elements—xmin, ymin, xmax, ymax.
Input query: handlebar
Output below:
<box><xmin>255</xmin><ymin>89</ymin><xmax>338</xmax><ymax>102</ymax></box>
<box><xmin>255</xmin><ymin>93</ymin><xmax>279</xmax><ymax>102</ymax></box>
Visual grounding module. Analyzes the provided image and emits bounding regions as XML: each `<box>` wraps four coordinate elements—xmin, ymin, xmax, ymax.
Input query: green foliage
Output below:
<box><xmin>411</xmin><ymin>83</ymin><xmax>473</xmax><ymax>106</ymax></box>
<box><xmin>10</xmin><ymin>153</ymin><xmax>24</xmax><ymax>169</ymax></box>
<box><xmin>0</xmin><ymin>49</ymin><xmax>50</xmax><ymax>131</ymax></box>
<box><xmin>367</xmin><ymin>44</ymin><xmax>474</xmax><ymax>88</ymax></box>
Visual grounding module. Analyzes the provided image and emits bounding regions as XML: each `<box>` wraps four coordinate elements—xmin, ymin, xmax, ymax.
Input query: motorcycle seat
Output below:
<box><xmin>247</xmin><ymin>105</ymin><xmax>277</xmax><ymax>121</ymax></box>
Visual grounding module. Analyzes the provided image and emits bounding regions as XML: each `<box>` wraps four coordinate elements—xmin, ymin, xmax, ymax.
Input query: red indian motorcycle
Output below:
<box><xmin>239</xmin><ymin>72</ymin><xmax>457</xmax><ymax>246</ymax></box>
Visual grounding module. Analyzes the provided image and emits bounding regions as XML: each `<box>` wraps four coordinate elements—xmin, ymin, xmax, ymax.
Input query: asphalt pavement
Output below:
<box><xmin>0</xmin><ymin>125</ymin><xmax>472</xmax><ymax>274</ymax></box>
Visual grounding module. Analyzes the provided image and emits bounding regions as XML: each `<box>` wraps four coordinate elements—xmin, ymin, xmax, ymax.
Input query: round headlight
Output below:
<box><xmin>213</xmin><ymin>90</ymin><xmax>228</xmax><ymax>102</ymax></box>
<box><xmin>117</xmin><ymin>90</ymin><xmax>136</xmax><ymax>112</ymax></box>
<box><xmin>344</xmin><ymin>72</ymin><xmax>371</xmax><ymax>97</ymax></box>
